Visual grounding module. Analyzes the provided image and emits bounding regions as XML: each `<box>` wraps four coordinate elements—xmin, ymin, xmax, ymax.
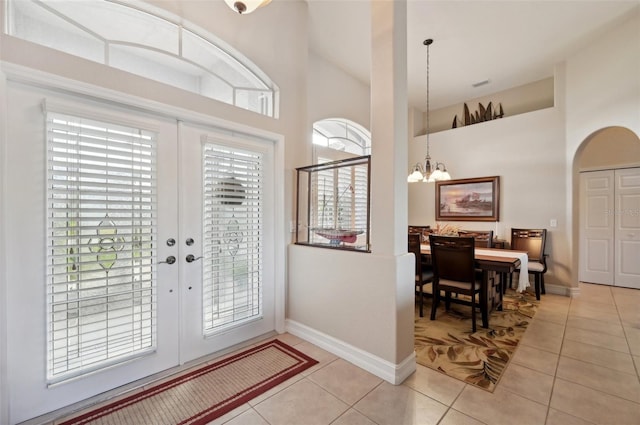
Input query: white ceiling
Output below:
<box><xmin>307</xmin><ymin>0</ymin><xmax>638</xmax><ymax>111</ymax></box>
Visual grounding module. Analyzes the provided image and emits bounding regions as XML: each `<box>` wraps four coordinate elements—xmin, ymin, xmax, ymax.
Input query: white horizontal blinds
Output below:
<box><xmin>315</xmin><ymin>158</ymin><xmax>335</xmax><ymax>229</ymax></box>
<box><xmin>353</xmin><ymin>162</ymin><xmax>368</xmax><ymax>232</ymax></box>
<box><xmin>202</xmin><ymin>143</ymin><xmax>263</xmax><ymax>333</ymax></box>
<box><xmin>315</xmin><ymin>157</ymin><xmax>368</xmax><ymax>232</ymax></box>
<box><xmin>336</xmin><ymin>167</ymin><xmax>354</xmax><ymax>229</ymax></box>
<box><xmin>46</xmin><ymin>112</ymin><xmax>157</xmax><ymax>382</ymax></box>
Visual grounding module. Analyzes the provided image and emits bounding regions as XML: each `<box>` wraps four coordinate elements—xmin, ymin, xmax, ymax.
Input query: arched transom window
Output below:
<box><xmin>5</xmin><ymin>0</ymin><xmax>278</xmax><ymax>117</ymax></box>
<box><xmin>313</xmin><ymin>118</ymin><xmax>371</xmax><ymax>160</ymax></box>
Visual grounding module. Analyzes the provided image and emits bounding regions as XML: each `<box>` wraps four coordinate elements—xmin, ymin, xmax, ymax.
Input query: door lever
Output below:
<box><xmin>159</xmin><ymin>255</ymin><xmax>176</xmax><ymax>265</ymax></box>
<box><xmin>186</xmin><ymin>254</ymin><xmax>203</xmax><ymax>263</ymax></box>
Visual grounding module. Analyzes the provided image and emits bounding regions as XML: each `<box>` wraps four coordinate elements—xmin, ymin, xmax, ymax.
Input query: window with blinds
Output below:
<box><xmin>46</xmin><ymin>112</ymin><xmax>157</xmax><ymax>382</ymax></box>
<box><xmin>202</xmin><ymin>143</ymin><xmax>263</xmax><ymax>334</ymax></box>
<box><xmin>317</xmin><ymin>158</ymin><xmax>369</xmax><ymax>233</ymax></box>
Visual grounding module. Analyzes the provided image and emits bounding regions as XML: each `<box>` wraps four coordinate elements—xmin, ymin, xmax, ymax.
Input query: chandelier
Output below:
<box><xmin>408</xmin><ymin>39</ymin><xmax>451</xmax><ymax>183</ymax></box>
<box><xmin>224</xmin><ymin>0</ymin><xmax>272</xmax><ymax>15</ymax></box>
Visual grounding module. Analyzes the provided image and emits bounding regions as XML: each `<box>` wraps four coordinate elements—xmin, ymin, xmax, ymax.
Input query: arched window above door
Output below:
<box><xmin>5</xmin><ymin>0</ymin><xmax>278</xmax><ymax>117</ymax></box>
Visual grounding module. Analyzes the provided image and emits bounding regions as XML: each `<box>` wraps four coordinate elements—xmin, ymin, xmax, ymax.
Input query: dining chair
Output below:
<box><xmin>408</xmin><ymin>225</ymin><xmax>431</xmax><ymax>243</ymax></box>
<box><xmin>429</xmin><ymin>235</ymin><xmax>484</xmax><ymax>332</ymax></box>
<box><xmin>457</xmin><ymin>230</ymin><xmax>494</xmax><ymax>248</ymax></box>
<box><xmin>409</xmin><ymin>232</ymin><xmax>434</xmax><ymax>317</ymax></box>
<box><xmin>509</xmin><ymin>228</ymin><xmax>547</xmax><ymax>300</ymax></box>
<box><xmin>458</xmin><ymin>230</ymin><xmax>494</xmax><ymax>283</ymax></box>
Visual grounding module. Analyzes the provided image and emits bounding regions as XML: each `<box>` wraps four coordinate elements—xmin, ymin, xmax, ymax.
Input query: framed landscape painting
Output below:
<box><xmin>435</xmin><ymin>176</ymin><xmax>500</xmax><ymax>221</ymax></box>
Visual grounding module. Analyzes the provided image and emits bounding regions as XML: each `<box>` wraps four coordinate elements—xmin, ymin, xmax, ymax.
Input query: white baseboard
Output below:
<box><xmin>285</xmin><ymin>319</ymin><xmax>416</xmax><ymax>385</ymax></box>
<box><xmin>545</xmin><ymin>283</ymin><xmax>580</xmax><ymax>297</ymax></box>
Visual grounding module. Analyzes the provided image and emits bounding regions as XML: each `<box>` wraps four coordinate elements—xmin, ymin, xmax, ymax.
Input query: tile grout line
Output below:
<box><xmin>543</xmin><ymin>288</ymin><xmax>572</xmax><ymax>425</ymax></box>
<box><xmin>611</xmin><ymin>287</ymin><xmax>640</xmax><ymax>382</ymax></box>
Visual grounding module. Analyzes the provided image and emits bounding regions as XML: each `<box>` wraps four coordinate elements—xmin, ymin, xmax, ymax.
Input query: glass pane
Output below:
<box><xmin>296</xmin><ymin>156</ymin><xmax>371</xmax><ymax>251</ymax></box>
<box><xmin>109</xmin><ymin>44</ymin><xmax>202</xmax><ymax>93</ymax></box>
<box><xmin>45</xmin><ymin>0</ymin><xmax>179</xmax><ymax>55</ymax></box>
<box><xmin>202</xmin><ymin>144</ymin><xmax>263</xmax><ymax>333</ymax></box>
<box><xmin>200</xmin><ymin>73</ymin><xmax>234</xmax><ymax>107</ymax></box>
<box><xmin>8</xmin><ymin>0</ymin><xmax>104</xmax><ymax>63</ymax></box>
<box><xmin>235</xmin><ymin>89</ymin><xmax>273</xmax><ymax>117</ymax></box>
<box><xmin>182</xmin><ymin>30</ymin><xmax>266</xmax><ymax>89</ymax></box>
<box><xmin>46</xmin><ymin>113</ymin><xmax>157</xmax><ymax>382</ymax></box>
<box><xmin>313</xmin><ymin>119</ymin><xmax>371</xmax><ymax>156</ymax></box>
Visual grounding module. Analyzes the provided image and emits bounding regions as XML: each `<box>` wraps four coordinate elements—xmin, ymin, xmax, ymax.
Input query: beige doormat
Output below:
<box><xmin>59</xmin><ymin>339</ymin><xmax>317</xmax><ymax>425</ymax></box>
<box><xmin>415</xmin><ymin>290</ymin><xmax>538</xmax><ymax>392</ymax></box>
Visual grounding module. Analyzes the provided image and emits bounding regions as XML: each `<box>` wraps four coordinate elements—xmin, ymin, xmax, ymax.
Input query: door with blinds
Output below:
<box><xmin>5</xmin><ymin>84</ymin><xmax>276</xmax><ymax>423</ymax></box>
<box><xmin>178</xmin><ymin>123</ymin><xmax>275</xmax><ymax>361</ymax></box>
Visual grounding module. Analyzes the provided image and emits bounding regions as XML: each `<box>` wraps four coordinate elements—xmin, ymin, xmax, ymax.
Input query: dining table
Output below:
<box><xmin>420</xmin><ymin>243</ymin><xmax>529</xmax><ymax>328</ymax></box>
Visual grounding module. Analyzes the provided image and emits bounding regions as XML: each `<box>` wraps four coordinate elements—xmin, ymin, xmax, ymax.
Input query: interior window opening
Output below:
<box><xmin>311</xmin><ymin>118</ymin><xmax>371</xmax><ymax>243</ymax></box>
<box><xmin>312</xmin><ymin>118</ymin><xmax>371</xmax><ymax>162</ymax></box>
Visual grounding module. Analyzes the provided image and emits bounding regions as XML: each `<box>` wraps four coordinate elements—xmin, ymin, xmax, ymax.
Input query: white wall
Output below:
<box><xmin>308</xmin><ymin>53</ymin><xmax>371</xmax><ymax>135</ymax></box>
<box><xmin>566</xmin><ymin>7</ymin><xmax>640</xmax><ymax>286</ymax></box>
<box><xmin>0</xmin><ymin>52</ymin><xmax>7</xmax><ymax>425</ymax></box>
<box><xmin>579</xmin><ymin>127</ymin><xmax>640</xmax><ymax>170</ymax></box>
<box><xmin>408</xmin><ymin>105</ymin><xmax>570</xmax><ymax>287</ymax></box>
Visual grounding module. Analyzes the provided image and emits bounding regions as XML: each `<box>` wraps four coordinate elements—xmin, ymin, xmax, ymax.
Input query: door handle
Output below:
<box><xmin>158</xmin><ymin>255</ymin><xmax>176</xmax><ymax>265</ymax></box>
<box><xmin>186</xmin><ymin>254</ymin><xmax>203</xmax><ymax>263</ymax></box>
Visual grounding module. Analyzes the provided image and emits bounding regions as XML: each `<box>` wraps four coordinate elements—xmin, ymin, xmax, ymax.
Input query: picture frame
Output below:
<box><xmin>435</xmin><ymin>176</ymin><xmax>500</xmax><ymax>222</ymax></box>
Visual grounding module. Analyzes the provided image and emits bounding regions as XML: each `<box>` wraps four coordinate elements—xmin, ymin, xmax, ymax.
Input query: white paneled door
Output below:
<box><xmin>5</xmin><ymin>84</ymin><xmax>275</xmax><ymax>424</ymax></box>
<box><xmin>614</xmin><ymin>168</ymin><xmax>640</xmax><ymax>288</ymax></box>
<box><xmin>579</xmin><ymin>171</ymin><xmax>615</xmax><ymax>285</ymax></box>
<box><xmin>579</xmin><ymin>168</ymin><xmax>640</xmax><ymax>289</ymax></box>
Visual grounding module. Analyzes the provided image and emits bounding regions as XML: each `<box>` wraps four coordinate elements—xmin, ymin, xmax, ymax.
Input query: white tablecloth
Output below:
<box><xmin>476</xmin><ymin>248</ymin><xmax>529</xmax><ymax>292</ymax></box>
<box><xmin>422</xmin><ymin>244</ymin><xmax>530</xmax><ymax>292</ymax></box>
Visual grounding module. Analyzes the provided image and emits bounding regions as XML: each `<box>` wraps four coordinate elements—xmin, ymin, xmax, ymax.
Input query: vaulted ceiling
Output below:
<box><xmin>307</xmin><ymin>1</ymin><xmax>638</xmax><ymax>111</ymax></box>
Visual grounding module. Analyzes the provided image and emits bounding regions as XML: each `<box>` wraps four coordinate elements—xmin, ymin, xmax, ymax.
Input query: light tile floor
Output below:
<box><xmin>45</xmin><ymin>282</ymin><xmax>640</xmax><ymax>425</ymax></box>
<box><xmin>210</xmin><ymin>282</ymin><xmax>640</xmax><ymax>425</ymax></box>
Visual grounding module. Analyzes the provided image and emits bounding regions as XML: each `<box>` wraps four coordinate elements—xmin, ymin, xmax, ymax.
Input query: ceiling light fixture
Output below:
<box><xmin>224</xmin><ymin>0</ymin><xmax>272</xmax><ymax>15</ymax></box>
<box><xmin>408</xmin><ymin>39</ymin><xmax>451</xmax><ymax>183</ymax></box>
<box><xmin>472</xmin><ymin>79</ymin><xmax>490</xmax><ymax>88</ymax></box>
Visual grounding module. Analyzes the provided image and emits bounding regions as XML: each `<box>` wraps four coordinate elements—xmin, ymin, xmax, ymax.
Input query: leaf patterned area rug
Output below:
<box><xmin>414</xmin><ymin>289</ymin><xmax>538</xmax><ymax>392</ymax></box>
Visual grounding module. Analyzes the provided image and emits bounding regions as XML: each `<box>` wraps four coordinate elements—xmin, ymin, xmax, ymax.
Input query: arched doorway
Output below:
<box><xmin>575</xmin><ymin>126</ymin><xmax>640</xmax><ymax>288</ymax></box>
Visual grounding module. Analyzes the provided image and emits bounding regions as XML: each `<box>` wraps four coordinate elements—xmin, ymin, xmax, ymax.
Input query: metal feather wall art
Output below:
<box><xmin>452</xmin><ymin>102</ymin><xmax>504</xmax><ymax>128</ymax></box>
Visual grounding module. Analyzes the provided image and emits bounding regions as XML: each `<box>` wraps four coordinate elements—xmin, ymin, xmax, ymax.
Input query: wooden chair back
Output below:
<box><xmin>429</xmin><ymin>235</ymin><xmax>476</xmax><ymax>284</ymax></box>
<box><xmin>408</xmin><ymin>225</ymin><xmax>431</xmax><ymax>243</ymax></box>
<box><xmin>510</xmin><ymin>228</ymin><xmax>546</xmax><ymax>262</ymax></box>
<box><xmin>408</xmin><ymin>232</ymin><xmax>423</xmax><ymax>277</ymax></box>
<box><xmin>458</xmin><ymin>230</ymin><xmax>494</xmax><ymax>248</ymax></box>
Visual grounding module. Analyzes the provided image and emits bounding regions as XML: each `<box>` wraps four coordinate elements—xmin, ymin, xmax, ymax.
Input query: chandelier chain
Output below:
<box><xmin>426</xmin><ymin>40</ymin><xmax>430</xmax><ymax>155</ymax></box>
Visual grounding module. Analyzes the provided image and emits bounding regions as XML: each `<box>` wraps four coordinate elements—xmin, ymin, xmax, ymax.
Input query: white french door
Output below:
<box><xmin>4</xmin><ymin>83</ymin><xmax>276</xmax><ymax>424</ymax></box>
<box><xmin>178</xmin><ymin>122</ymin><xmax>275</xmax><ymax>362</ymax></box>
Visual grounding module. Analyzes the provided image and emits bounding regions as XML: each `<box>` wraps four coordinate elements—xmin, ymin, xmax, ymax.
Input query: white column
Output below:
<box><xmin>370</xmin><ymin>0</ymin><xmax>409</xmax><ymax>256</ymax></box>
<box><xmin>370</xmin><ymin>0</ymin><xmax>415</xmax><ymax>371</ymax></box>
